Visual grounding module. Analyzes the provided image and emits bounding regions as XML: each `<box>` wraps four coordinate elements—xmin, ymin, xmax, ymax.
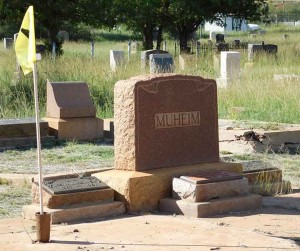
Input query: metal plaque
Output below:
<box><xmin>42</xmin><ymin>176</ymin><xmax>109</xmax><ymax>195</ymax></box>
<box><xmin>180</xmin><ymin>170</ymin><xmax>243</xmax><ymax>184</ymax></box>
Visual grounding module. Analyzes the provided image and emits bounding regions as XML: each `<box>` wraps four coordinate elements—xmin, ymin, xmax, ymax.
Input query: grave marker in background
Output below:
<box><xmin>43</xmin><ymin>81</ymin><xmax>103</xmax><ymax>140</ymax></box>
<box><xmin>110</xmin><ymin>50</ymin><xmax>125</xmax><ymax>72</ymax></box>
<box><xmin>3</xmin><ymin>38</ymin><xmax>13</xmax><ymax>49</ymax></box>
<box><xmin>141</xmin><ymin>49</ymin><xmax>168</xmax><ymax>68</ymax></box>
<box><xmin>149</xmin><ymin>54</ymin><xmax>174</xmax><ymax>73</ymax></box>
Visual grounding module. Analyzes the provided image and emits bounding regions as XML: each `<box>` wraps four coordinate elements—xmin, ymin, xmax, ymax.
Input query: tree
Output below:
<box><xmin>0</xmin><ymin>0</ymin><xmax>111</xmax><ymax>54</ymax></box>
<box><xmin>167</xmin><ymin>0</ymin><xmax>268</xmax><ymax>53</ymax></box>
<box><xmin>113</xmin><ymin>0</ymin><xmax>169</xmax><ymax>50</ymax></box>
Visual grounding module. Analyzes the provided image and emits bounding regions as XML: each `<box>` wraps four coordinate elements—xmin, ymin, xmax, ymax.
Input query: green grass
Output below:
<box><xmin>0</xmin><ymin>25</ymin><xmax>299</xmax><ymax>123</ymax></box>
<box><xmin>0</xmin><ymin>142</ymin><xmax>114</xmax><ymax>175</ymax></box>
<box><xmin>0</xmin><ymin>185</ymin><xmax>31</xmax><ymax>219</ymax></box>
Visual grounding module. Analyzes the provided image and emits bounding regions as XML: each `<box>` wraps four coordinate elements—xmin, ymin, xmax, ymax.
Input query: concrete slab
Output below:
<box><xmin>159</xmin><ymin>194</ymin><xmax>262</xmax><ymax>217</ymax></box>
<box><xmin>22</xmin><ymin>201</ymin><xmax>125</xmax><ymax>224</ymax></box>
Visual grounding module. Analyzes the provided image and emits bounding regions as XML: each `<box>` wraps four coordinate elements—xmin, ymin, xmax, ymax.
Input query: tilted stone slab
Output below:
<box><xmin>46</xmin><ymin>81</ymin><xmax>96</xmax><ymax>118</ymax></box>
<box><xmin>114</xmin><ymin>74</ymin><xmax>219</xmax><ymax>171</ymax></box>
<box><xmin>172</xmin><ymin>177</ymin><xmax>248</xmax><ymax>202</ymax></box>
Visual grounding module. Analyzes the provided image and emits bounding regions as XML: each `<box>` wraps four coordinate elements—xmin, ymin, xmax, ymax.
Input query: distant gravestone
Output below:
<box><xmin>3</xmin><ymin>38</ymin><xmax>13</xmax><ymax>49</ymax></box>
<box><xmin>110</xmin><ymin>50</ymin><xmax>125</xmax><ymax>72</ymax></box>
<box><xmin>248</xmin><ymin>44</ymin><xmax>264</xmax><ymax>61</ymax></box>
<box><xmin>215</xmin><ymin>43</ymin><xmax>229</xmax><ymax>53</ymax></box>
<box><xmin>13</xmin><ymin>33</ymin><xmax>18</xmax><ymax>42</ymax></box>
<box><xmin>220</xmin><ymin>51</ymin><xmax>240</xmax><ymax>80</ymax></box>
<box><xmin>114</xmin><ymin>74</ymin><xmax>219</xmax><ymax>171</ymax></box>
<box><xmin>179</xmin><ymin>54</ymin><xmax>194</xmax><ymax>70</ymax></box>
<box><xmin>216</xmin><ymin>34</ymin><xmax>225</xmax><ymax>43</ymax></box>
<box><xmin>263</xmin><ymin>44</ymin><xmax>278</xmax><ymax>54</ymax></box>
<box><xmin>141</xmin><ymin>49</ymin><xmax>168</xmax><ymax>68</ymax></box>
<box><xmin>43</xmin><ymin>81</ymin><xmax>103</xmax><ymax>140</ymax></box>
<box><xmin>209</xmin><ymin>31</ymin><xmax>216</xmax><ymax>41</ymax></box>
<box><xmin>57</xmin><ymin>30</ymin><xmax>70</xmax><ymax>42</ymax></box>
<box><xmin>149</xmin><ymin>54</ymin><xmax>174</xmax><ymax>73</ymax></box>
<box><xmin>233</xmin><ymin>40</ymin><xmax>240</xmax><ymax>49</ymax></box>
<box><xmin>131</xmin><ymin>41</ymin><xmax>137</xmax><ymax>54</ymax></box>
<box><xmin>248</xmin><ymin>43</ymin><xmax>277</xmax><ymax>61</ymax></box>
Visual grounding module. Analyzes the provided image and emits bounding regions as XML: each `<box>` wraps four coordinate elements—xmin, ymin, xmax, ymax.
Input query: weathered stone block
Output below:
<box><xmin>149</xmin><ymin>54</ymin><xmax>174</xmax><ymax>73</ymax></box>
<box><xmin>32</xmin><ymin>182</ymin><xmax>114</xmax><ymax>208</ymax></box>
<box><xmin>46</xmin><ymin>81</ymin><xmax>96</xmax><ymax>118</ymax></box>
<box><xmin>110</xmin><ymin>50</ymin><xmax>125</xmax><ymax>72</ymax></box>
<box><xmin>159</xmin><ymin>194</ymin><xmax>262</xmax><ymax>218</ymax></box>
<box><xmin>93</xmin><ymin>162</ymin><xmax>243</xmax><ymax>211</ymax></box>
<box><xmin>44</xmin><ymin>117</ymin><xmax>103</xmax><ymax>140</ymax></box>
<box><xmin>172</xmin><ymin>177</ymin><xmax>248</xmax><ymax>202</ymax></box>
<box><xmin>114</xmin><ymin>74</ymin><xmax>219</xmax><ymax>171</ymax></box>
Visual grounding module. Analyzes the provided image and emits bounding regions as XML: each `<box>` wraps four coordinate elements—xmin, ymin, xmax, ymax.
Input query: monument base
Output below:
<box><xmin>159</xmin><ymin>194</ymin><xmax>262</xmax><ymax>218</ymax></box>
<box><xmin>43</xmin><ymin>116</ymin><xmax>103</xmax><ymax>140</ymax></box>
<box><xmin>23</xmin><ymin>201</ymin><xmax>125</xmax><ymax>224</ymax></box>
<box><xmin>92</xmin><ymin>162</ymin><xmax>242</xmax><ymax>212</ymax></box>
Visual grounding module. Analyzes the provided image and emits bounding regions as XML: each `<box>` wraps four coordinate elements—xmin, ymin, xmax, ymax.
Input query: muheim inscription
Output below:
<box><xmin>155</xmin><ymin>111</ymin><xmax>200</xmax><ymax>129</ymax></box>
<box><xmin>114</xmin><ymin>74</ymin><xmax>219</xmax><ymax>171</ymax></box>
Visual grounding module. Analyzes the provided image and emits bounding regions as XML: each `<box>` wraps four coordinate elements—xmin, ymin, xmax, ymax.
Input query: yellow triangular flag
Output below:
<box><xmin>15</xmin><ymin>6</ymin><xmax>36</xmax><ymax>75</ymax></box>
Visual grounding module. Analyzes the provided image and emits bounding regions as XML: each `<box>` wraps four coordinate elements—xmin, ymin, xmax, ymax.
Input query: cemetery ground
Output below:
<box><xmin>0</xmin><ymin>25</ymin><xmax>299</xmax><ymax>249</ymax></box>
<box><xmin>0</xmin><ymin>133</ymin><xmax>299</xmax><ymax>250</ymax></box>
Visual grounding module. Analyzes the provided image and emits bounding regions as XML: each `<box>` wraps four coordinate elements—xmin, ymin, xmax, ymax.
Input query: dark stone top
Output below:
<box><xmin>42</xmin><ymin>176</ymin><xmax>109</xmax><ymax>195</ymax></box>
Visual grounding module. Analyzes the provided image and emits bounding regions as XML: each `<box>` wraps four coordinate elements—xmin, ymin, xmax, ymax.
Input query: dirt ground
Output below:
<box><xmin>0</xmin><ymin>193</ymin><xmax>299</xmax><ymax>251</ymax></box>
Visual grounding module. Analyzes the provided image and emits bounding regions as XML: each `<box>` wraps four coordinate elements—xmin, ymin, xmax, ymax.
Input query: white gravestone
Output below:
<box><xmin>217</xmin><ymin>51</ymin><xmax>240</xmax><ymax>88</ymax></box>
<box><xmin>149</xmin><ymin>54</ymin><xmax>174</xmax><ymax>73</ymax></box>
<box><xmin>209</xmin><ymin>31</ymin><xmax>216</xmax><ymax>41</ymax></box>
<box><xmin>3</xmin><ymin>38</ymin><xmax>13</xmax><ymax>49</ymax></box>
<box><xmin>110</xmin><ymin>50</ymin><xmax>125</xmax><ymax>72</ymax></box>
<box><xmin>220</xmin><ymin>51</ymin><xmax>240</xmax><ymax>80</ymax></box>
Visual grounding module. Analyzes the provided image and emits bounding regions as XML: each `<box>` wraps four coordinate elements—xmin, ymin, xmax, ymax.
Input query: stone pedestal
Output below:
<box><xmin>44</xmin><ymin>117</ymin><xmax>103</xmax><ymax>140</ymax></box>
<box><xmin>93</xmin><ymin>162</ymin><xmax>242</xmax><ymax>211</ymax></box>
<box><xmin>45</xmin><ymin>81</ymin><xmax>103</xmax><ymax>140</ymax></box>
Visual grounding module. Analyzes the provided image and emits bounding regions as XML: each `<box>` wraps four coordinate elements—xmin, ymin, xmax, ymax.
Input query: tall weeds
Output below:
<box><xmin>0</xmin><ymin>26</ymin><xmax>299</xmax><ymax>123</ymax></box>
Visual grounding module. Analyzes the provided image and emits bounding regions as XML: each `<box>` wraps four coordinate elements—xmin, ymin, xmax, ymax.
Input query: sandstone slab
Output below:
<box><xmin>172</xmin><ymin>177</ymin><xmax>248</xmax><ymax>202</ymax></box>
<box><xmin>44</xmin><ymin>117</ymin><xmax>103</xmax><ymax>140</ymax></box>
<box><xmin>93</xmin><ymin>162</ymin><xmax>242</xmax><ymax>211</ymax></box>
<box><xmin>114</xmin><ymin>74</ymin><xmax>219</xmax><ymax>171</ymax></box>
<box><xmin>159</xmin><ymin>194</ymin><xmax>262</xmax><ymax>217</ymax></box>
<box><xmin>46</xmin><ymin>81</ymin><xmax>96</xmax><ymax>118</ymax></box>
<box><xmin>32</xmin><ymin>182</ymin><xmax>114</xmax><ymax>208</ymax></box>
<box><xmin>22</xmin><ymin>201</ymin><xmax>125</xmax><ymax>224</ymax></box>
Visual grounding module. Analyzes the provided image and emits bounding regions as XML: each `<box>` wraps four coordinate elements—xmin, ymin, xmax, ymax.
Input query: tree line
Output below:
<box><xmin>0</xmin><ymin>0</ymin><xmax>268</xmax><ymax>53</ymax></box>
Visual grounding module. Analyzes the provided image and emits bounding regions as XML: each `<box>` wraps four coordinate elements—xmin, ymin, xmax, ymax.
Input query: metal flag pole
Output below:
<box><xmin>32</xmin><ymin>62</ymin><xmax>44</xmax><ymax>215</ymax></box>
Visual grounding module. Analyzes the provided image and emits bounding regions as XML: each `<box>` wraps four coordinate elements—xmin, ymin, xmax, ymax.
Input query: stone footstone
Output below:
<box><xmin>159</xmin><ymin>194</ymin><xmax>262</xmax><ymax>218</ymax></box>
<box><xmin>32</xmin><ymin>182</ymin><xmax>114</xmax><ymax>209</ymax></box>
<box><xmin>22</xmin><ymin>201</ymin><xmax>125</xmax><ymax>224</ymax></box>
<box><xmin>172</xmin><ymin>177</ymin><xmax>248</xmax><ymax>202</ymax></box>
